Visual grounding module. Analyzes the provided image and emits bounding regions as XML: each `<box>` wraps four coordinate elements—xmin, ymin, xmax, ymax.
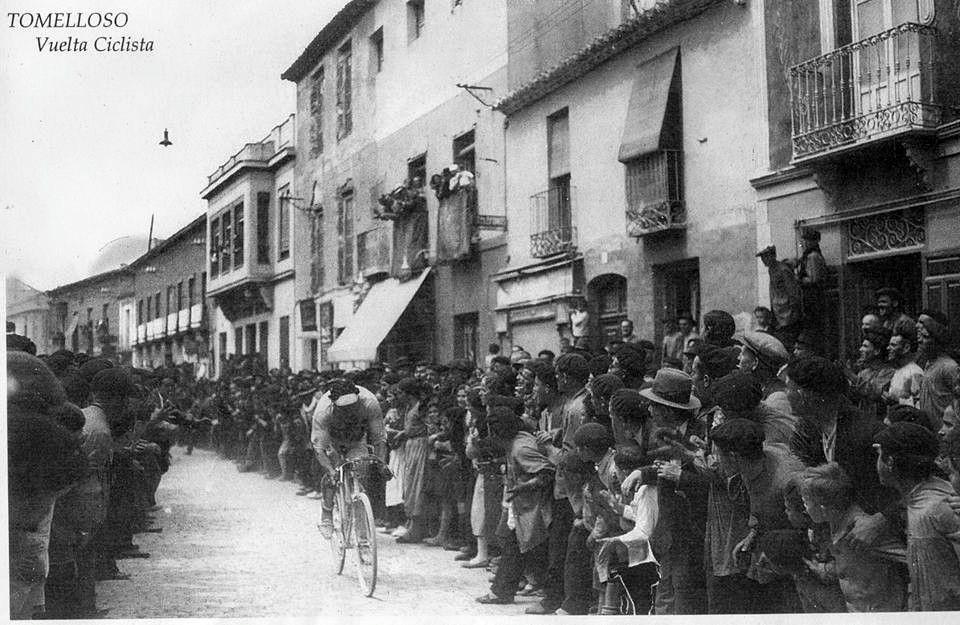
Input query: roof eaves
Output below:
<box><xmin>46</xmin><ymin>266</ymin><xmax>134</xmax><ymax>296</ymax></box>
<box><xmin>126</xmin><ymin>214</ymin><xmax>207</xmax><ymax>269</ymax></box>
<box><xmin>281</xmin><ymin>0</ymin><xmax>378</xmax><ymax>82</ymax></box>
<box><xmin>495</xmin><ymin>0</ymin><xmax>725</xmax><ymax>115</ymax></box>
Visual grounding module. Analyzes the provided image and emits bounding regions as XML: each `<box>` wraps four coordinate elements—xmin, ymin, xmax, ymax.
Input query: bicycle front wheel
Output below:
<box><xmin>329</xmin><ymin>491</ymin><xmax>346</xmax><ymax>575</ymax></box>
<box><xmin>351</xmin><ymin>492</ymin><xmax>378</xmax><ymax>597</ymax></box>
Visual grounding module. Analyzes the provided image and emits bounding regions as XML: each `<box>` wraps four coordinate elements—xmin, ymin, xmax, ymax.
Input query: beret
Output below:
<box><xmin>588</xmin><ymin>354</ymin><xmax>612</xmax><ymax>377</ymax></box>
<box><xmin>874</xmin><ymin>422</ymin><xmax>939</xmax><ymax>459</ymax></box>
<box><xmin>612</xmin><ymin>343</ymin><xmax>646</xmax><ymax>375</ymax></box>
<box><xmin>78</xmin><ymin>357</ymin><xmax>114</xmax><ymax>383</ymax></box>
<box><xmin>886</xmin><ymin>405</ymin><xmax>937</xmax><ymax>433</ymax></box>
<box><xmin>555</xmin><ymin>352</ymin><xmax>591</xmax><ymax>379</ymax></box>
<box><xmin>696</xmin><ymin>344</ymin><xmax>740</xmax><ymax>380</ymax></box>
<box><xmin>709</xmin><ymin>372</ymin><xmax>763</xmax><ymax>414</ymax></box>
<box><xmin>572</xmin><ymin>422</ymin><xmax>614</xmax><ymax>451</ymax></box>
<box><xmin>785</xmin><ymin>356</ymin><xmax>847</xmax><ymax>395</ymax></box>
<box><xmin>710</xmin><ymin>418</ymin><xmax>766</xmax><ymax>454</ymax></box>
<box><xmin>590</xmin><ymin>373</ymin><xmax>624</xmax><ymax>399</ymax></box>
<box><xmin>89</xmin><ymin>367</ymin><xmax>136</xmax><ymax>397</ymax></box>
<box><xmin>609</xmin><ymin>388</ymin><xmax>645</xmax><ymax>419</ymax></box>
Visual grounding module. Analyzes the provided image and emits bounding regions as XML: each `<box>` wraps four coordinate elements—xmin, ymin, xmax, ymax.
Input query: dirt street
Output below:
<box><xmin>96</xmin><ymin>447</ymin><xmax>540</xmax><ymax>618</ymax></box>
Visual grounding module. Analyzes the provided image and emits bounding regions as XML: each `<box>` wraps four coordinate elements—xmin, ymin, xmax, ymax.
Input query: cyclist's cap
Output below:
<box><xmin>328</xmin><ymin>378</ymin><xmax>360</xmax><ymax>407</ymax></box>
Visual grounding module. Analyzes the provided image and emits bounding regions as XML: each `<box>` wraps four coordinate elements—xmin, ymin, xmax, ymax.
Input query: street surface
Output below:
<box><xmin>97</xmin><ymin>447</ymin><xmax>532</xmax><ymax>618</ymax></box>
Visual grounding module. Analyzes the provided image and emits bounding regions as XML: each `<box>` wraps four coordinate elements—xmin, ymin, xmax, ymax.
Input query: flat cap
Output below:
<box><xmin>736</xmin><ymin>331</ymin><xmax>790</xmax><ymax>371</ymax></box>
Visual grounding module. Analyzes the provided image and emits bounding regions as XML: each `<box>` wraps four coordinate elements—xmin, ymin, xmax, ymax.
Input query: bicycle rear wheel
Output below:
<box><xmin>351</xmin><ymin>492</ymin><xmax>378</xmax><ymax>596</ymax></box>
<box><xmin>329</xmin><ymin>491</ymin><xmax>346</xmax><ymax>575</ymax></box>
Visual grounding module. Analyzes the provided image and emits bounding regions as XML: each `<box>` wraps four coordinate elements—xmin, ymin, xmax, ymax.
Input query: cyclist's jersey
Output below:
<box><xmin>311</xmin><ymin>385</ymin><xmax>385</xmax><ymax>457</ymax></box>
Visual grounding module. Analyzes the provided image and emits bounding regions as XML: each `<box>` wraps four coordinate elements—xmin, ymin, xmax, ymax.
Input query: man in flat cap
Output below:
<box><xmin>797</xmin><ymin>229</ymin><xmax>828</xmax><ymax>344</ymax></box>
<box><xmin>736</xmin><ymin>331</ymin><xmax>792</xmax><ymax>416</ymax></box>
<box><xmin>757</xmin><ymin>245</ymin><xmax>801</xmax><ymax>349</ymax></box>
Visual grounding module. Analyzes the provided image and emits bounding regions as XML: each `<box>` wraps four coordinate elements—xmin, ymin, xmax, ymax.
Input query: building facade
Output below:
<box><xmin>6</xmin><ymin>276</ymin><xmax>52</xmax><ymax>351</ymax></box>
<box><xmin>495</xmin><ymin>0</ymin><xmax>764</xmax><ymax>354</ymax></box>
<box><xmin>45</xmin><ymin>268</ymin><xmax>135</xmax><ymax>361</ymax></box>
<box><xmin>753</xmin><ymin>0</ymin><xmax>960</xmax><ymax>358</ymax></box>
<box><xmin>283</xmin><ymin>0</ymin><xmax>509</xmax><ymax>370</ymax></box>
<box><xmin>201</xmin><ymin>115</ymin><xmax>298</xmax><ymax>376</ymax></box>
<box><xmin>127</xmin><ymin>215</ymin><xmax>210</xmax><ymax>372</ymax></box>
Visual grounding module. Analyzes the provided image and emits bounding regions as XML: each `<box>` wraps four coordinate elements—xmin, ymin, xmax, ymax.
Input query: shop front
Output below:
<box><xmin>493</xmin><ymin>255</ymin><xmax>584</xmax><ymax>355</ymax></box>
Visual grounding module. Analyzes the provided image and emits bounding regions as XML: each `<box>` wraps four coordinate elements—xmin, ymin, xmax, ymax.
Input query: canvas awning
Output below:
<box><xmin>327</xmin><ymin>268</ymin><xmax>431</xmax><ymax>363</ymax></box>
<box><xmin>618</xmin><ymin>47</ymin><xmax>681</xmax><ymax>163</ymax></box>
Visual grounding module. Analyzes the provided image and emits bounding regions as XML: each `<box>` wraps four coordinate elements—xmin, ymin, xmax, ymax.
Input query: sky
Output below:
<box><xmin>0</xmin><ymin>0</ymin><xmax>349</xmax><ymax>290</ymax></box>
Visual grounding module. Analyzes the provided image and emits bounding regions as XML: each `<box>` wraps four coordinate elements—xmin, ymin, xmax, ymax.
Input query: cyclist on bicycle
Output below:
<box><xmin>311</xmin><ymin>378</ymin><xmax>389</xmax><ymax>538</ymax></box>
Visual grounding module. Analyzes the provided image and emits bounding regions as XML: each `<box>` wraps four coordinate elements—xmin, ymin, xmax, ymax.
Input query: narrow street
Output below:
<box><xmin>96</xmin><ymin>447</ymin><xmax>531</xmax><ymax>618</ymax></box>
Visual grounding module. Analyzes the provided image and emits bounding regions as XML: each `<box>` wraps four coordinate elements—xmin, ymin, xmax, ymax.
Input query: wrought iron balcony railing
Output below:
<box><xmin>529</xmin><ymin>184</ymin><xmax>577</xmax><ymax>258</ymax></box>
<box><xmin>790</xmin><ymin>23</ymin><xmax>945</xmax><ymax>160</ymax></box>
<box><xmin>624</xmin><ymin>150</ymin><xmax>685</xmax><ymax>236</ymax></box>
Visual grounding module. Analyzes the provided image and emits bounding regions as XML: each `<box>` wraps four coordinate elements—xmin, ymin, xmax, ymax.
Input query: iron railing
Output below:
<box><xmin>624</xmin><ymin>150</ymin><xmax>685</xmax><ymax>236</ymax></box>
<box><xmin>529</xmin><ymin>184</ymin><xmax>577</xmax><ymax>258</ymax></box>
<box><xmin>790</xmin><ymin>23</ymin><xmax>943</xmax><ymax>160</ymax></box>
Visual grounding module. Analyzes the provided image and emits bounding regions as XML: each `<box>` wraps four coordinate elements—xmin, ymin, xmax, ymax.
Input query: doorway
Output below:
<box><xmin>841</xmin><ymin>252</ymin><xmax>921</xmax><ymax>359</ymax></box>
<box><xmin>653</xmin><ymin>259</ymin><xmax>700</xmax><ymax>350</ymax></box>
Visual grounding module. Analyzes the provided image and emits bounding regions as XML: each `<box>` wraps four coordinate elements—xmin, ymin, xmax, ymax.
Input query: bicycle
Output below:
<box><xmin>321</xmin><ymin>450</ymin><xmax>381</xmax><ymax>597</ymax></box>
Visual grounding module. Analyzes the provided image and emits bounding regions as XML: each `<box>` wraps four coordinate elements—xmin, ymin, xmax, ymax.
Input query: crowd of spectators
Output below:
<box><xmin>9</xmin><ymin>278</ymin><xmax>960</xmax><ymax>615</ymax></box>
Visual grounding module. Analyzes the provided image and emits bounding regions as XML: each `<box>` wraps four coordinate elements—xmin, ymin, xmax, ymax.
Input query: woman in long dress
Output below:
<box><xmin>396</xmin><ymin>377</ymin><xmax>431</xmax><ymax>543</ymax></box>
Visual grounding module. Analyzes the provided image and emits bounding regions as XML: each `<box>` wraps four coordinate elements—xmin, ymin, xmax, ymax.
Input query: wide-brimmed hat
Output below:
<box><xmin>639</xmin><ymin>368</ymin><xmax>701</xmax><ymax>411</ymax></box>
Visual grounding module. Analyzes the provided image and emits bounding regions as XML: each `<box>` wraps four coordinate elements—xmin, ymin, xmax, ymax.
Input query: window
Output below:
<box><xmin>336</xmin><ymin>41</ymin><xmax>353</xmax><ymax>141</ymax></box>
<box><xmin>166</xmin><ymin>286</ymin><xmax>174</xmax><ymax>317</ymax></box>
<box><xmin>408</xmin><ymin>153</ymin><xmax>427</xmax><ymax>187</ymax></box>
<box><xmin>280</xmin><ymin>316</ymin><xmax>290</xmax><ymax>369</ymax></box>
<box><xmin>278</xmin><ymin>185</ymin><xmax>291</xmax><ymax>261</ymax></box>
<box><xmin>258</xmin><ymin>320</ymin><xmax>269</xmax><ymax>355</ymax></box>
<box><xmin>309</xmin><ymin>67</ymin><xmax>324</xmax><ymax>157</ymax></box>
<box><xmin>210</xmin><ymin>216</ymin><xmax>220</xmax><ymax>278</ymax></box>
<box><xmin>245</xmin><ymin>324</ymin><xmax>257</xmax><ymax>355</ymax></box>
<box><xmin>408</xmin><ymin>0</ymin><xmax>425</xmax><ymax>42</ymax></box>
<box><xmin>233</xmin><ymin>202</ymin><xmax>244</xmax><ymax>268</ymax></box>
<box><xmin>257</xmin><ymin>192</ymin><xmax>271</xmax><ymax>263</ymax></box>
<box><xmin>234</xmin><ymin>328</ymin><xmax>243</xmax><ymax>356</ymax></box>
<box><xmin>454</xmin><ymin>312</ymin><xmax>479</xmax><ymax>364</ymax></box>
<box><xmin>337</xmin><ymin>190</ymin><xmax>355</xmax><ymax>285</ymax></box>
<box><xmin>188</xmin><ymin>276</ymin><xmax>195</xmax><ymax>307</ymax></box>
<box><xmin>453</xmin><ymin>129</ymin><xmax>477</xmax><ymax>208</ymax></box>
<box><xmin>370</xmin><ymin>27</ymin><xmax>384</xmax><ymax>74</ymax></box>
<box><xmin>154</xmin><ymin>293</ymin><xmax>161</xmax><ymax>319</ymax></box>
<box><xmin>146</xmin><ymin>297</ymin><xmax>152</xmax><ymax>321</ymax></box>
<box><xmin>547</xmin><ymin>108</ymin><xmax>572</xmax><ymax>232</ymax></box>
<box><xmin>201</xmin><ymin>272</ymin><xmax>206</xmax><ymax>300</ymax></box>
<box><xmin>221</xmin><ymin>212</ymin><xmax>232</xmax><ymax>272</ymax></box>
<box><xmin>309</xmin><ymin>338</ymin><xmax>318</xmax><ymax>371</ymax></box>
<box><xmin>137</xmin><ymin>299</ymin><xmax>144</xmax><ymax>325</ymax></box>
<box><xmin>219</xmin><ymin>332</ymin><xmax>227</xmax><ymax>362</ymax></box>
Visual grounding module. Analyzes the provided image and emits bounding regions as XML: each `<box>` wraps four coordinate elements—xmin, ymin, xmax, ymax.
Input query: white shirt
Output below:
<box><xmin>889</xmin><ymin>361</ymin><xmax>923</xmax><ymax>406</ymax></box>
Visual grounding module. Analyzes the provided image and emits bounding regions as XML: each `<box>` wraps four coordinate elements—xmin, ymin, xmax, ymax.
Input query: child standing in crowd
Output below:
<box><xmin>799</xmin><ymin>462</ymin><xmax>908</xmax><ymax>611</ymax></box>
<box><xmin>874</xmin><ymin>422</ymin><xmax>960</xmax><ymax>610</ymax></box>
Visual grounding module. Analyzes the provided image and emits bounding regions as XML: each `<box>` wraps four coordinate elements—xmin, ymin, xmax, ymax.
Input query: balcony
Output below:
<box><xmin>203</xmin><ymin>114</ymin><xmax>296</xmax><ymax>192</ymax></box>
<box><xmin>624</xmin><ymin>150</ymin><xmax>685</xmax><ymax>237</ymax></box>
<box><xmin>790</xmin><ymin>23</ymin><xmax>945</xmax><ymax>161</ymax></box>
<box><xmin>529</xmin><ymin>185</ymin><xmax>577</xmax><ymax>258</ymax></box>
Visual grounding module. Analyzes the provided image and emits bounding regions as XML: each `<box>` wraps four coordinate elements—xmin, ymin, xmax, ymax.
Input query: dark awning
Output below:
<box><xmin>618</xmin><ymin>47</ymin><xmax>681</xmax><ymax>163</ymax></box>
